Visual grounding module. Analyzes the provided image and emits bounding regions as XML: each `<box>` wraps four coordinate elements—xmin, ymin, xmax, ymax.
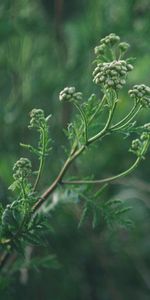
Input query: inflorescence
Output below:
<box><xmin>93</xmin><ymin>60</ymin><xmax>133</xmax><ymax>90</ymax></box>
<box><xmin>29</xmin><ymin>109</ymin><xmax>46</xmax><ymax>129</ymax></box>
<box><xmin>13</xmin><ymin>158</ymin><xmax>32</xmax><ymax>180</ymax></box>
<box><xmin>94</xmin><ymin>33</ymin><xmax>120</xmax><ymax>55</ymax></box>
<box><xmin>59</xmin><ymin>87</ymin><xmax>82</xmax><ymax>102</ymax></box>
<box><xmin>93</xmin><ymin>33</ymin><xmax>134</xmax><ymax>91</ymax></box>
<box><xmin>128</xmin><ymin>84</ymin><xmax>150</xmax><ymax>108</ymax></box>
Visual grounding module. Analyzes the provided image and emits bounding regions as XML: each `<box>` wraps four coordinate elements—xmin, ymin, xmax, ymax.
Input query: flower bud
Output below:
<box><xmin>100</xmin><ymin>33</ymin><xmax>120</xmax><ymax>46</ymax></box>
<box><xmin>140</xmin><ymin>132</ymin><xmax>149</xmax><ymax>141</ymax></box>
<box><xmin>94</xmin><ymin>44</ymin><xmax>105</xmax><ymax>55</ymax></box>
<box><xmin>29</xmin><ymin>109</ymin><xmax>45</xmax><ymax>129</ymax></box>
<box><xmin>93</xmin><ymin>60</ymin><xmax>133</xmax><ymax>90</ymax></box>
<box><xmin>128</xmin><ymin>84</ymin><xmax>150</xmax><ymax>107</ymax></box>
<box><xmin>59</xmin><ymin>87</ymin><xmax>82</xmax><ymax>103</ymax></box>
<box><xmin>119</xmin><ymin>42</ymin><xmax>130</xmax><ymax>53</ymax></box>
<box><xmin>131</xmin><ymin>139</ymin><xmax>142</xmax><ymax>151</ymax></box>
<box><xmin>13</xmin><ymin>158</ymin><xmax>32</xmax><ymax>180</ymax></box>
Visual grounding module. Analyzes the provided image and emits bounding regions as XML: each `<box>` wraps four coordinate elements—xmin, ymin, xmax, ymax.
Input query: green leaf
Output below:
<box><xmin>8</xmin><ymin>180</ymin><xmax>19</xmax><ymax>191</ymax></box>
<box><xmin>78</xmin><ymin>205</ymin><xmax>89</xmax><ymax>228</ymax></box>
<box><xmin>23</xmin><ymin>231</ymin><xmax>47</xmax><ymax>246</ymax></box>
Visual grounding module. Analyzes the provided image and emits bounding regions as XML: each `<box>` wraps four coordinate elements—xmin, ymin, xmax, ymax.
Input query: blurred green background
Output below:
<box><xmin>0</xmin><ymin>0</ymin><xmax>150</xmax><ymax>299</ymax></box>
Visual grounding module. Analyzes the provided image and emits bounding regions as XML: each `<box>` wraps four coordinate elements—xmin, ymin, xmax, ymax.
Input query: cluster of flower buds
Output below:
<box><xmin>59</xmin><ymin>87</ymin><xmax>82</xmax><ymax>102</ymax></box>
<box><xmin>118</xmin><ymin>42</ymin><xmax>130</xmax><ymax>53</ymax></box>
<box><xmin>29</xmin><ymin>109</ymin><xmax>46</xmax><ymax>129</ymax></box>
<box><xmin>94</xmin><ymin>34</ymin><xmax>130</xmax><ymax>57</ymax></box>
<box><xmin>128</xmin><ymin>84</ymin><xmax>150</xmax><ymax>108</ymax></box>
<box><xmin>13</xmin><ymin>158</ymin><xmax>32</xmax><ymax>180</ymax></box>
<box><xmin>130</xmin><ymin>130</ymin><xmax>150</xmax><ymax>156</ymax></box>
<box><xmin>101</xmin><ymin>33</ymin><xmax>120</xmax><ymax>45</ymax></box>
<box><xmin>94</xmin><ymin>33</ymin><xmax>120</xmax><ymax>55</ymax></box>
<box><xmin>93</xmin><ymin>60</ymin><xmax>133</xmax><ymax>90</ymax></box>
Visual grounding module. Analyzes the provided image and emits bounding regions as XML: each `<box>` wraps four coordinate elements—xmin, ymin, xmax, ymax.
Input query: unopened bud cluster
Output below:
<box><xmin>29</xmin><ymin>109</ymin><xmax>45</xmax><ymax>129</ymax></box>
<box><xmin>131</xmin><ymin>139</ymin><xmax>142</xmax><ymax>151</ymax></box>
<box><xmin>93</xmin><ymin>60</ymin><xmax>133</xmax><ymax>90</ymax></box>
<box><xmin>94</xmin><ymin>34</ymin><xmax>130</xmax><ymax>56</ymax></box>
<box><xmin>130</xmin><ymin>130</ymin><xmax>150</xmax><ymax>156</ymax></box>
<box><xmin>118</xmin><ymin>42</ymin><xmax>130</xmax><ymax>53</ymax></box>
<box><xmin>59</xmin><ymin>87</ymin><xmax>82</xmax><ymax>102</ymax></box>
<box><xmin>13</xmin><ymin>158</ymin><xmax>32</xmax><ymax>180</ymax></box>
<box><xmin>94</xmin><ymin>33</ymin><xmax>120</xmax><ymax>55</ymax></box>
<box><xmin>100</xmin><ymin>33</ymin><xmax>120</xmax><ymax>45</ymax></box>
<box><xmin>128</xmin><ymin>84</ymin><xmax>150</xmax><ymax>107</ymax></box>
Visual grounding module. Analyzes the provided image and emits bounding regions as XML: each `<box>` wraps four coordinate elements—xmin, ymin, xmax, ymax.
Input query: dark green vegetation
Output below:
<box><xmin>0</xmin><ymin>1</ymin><xmax>150</xmax><ymax>300</ymax></box>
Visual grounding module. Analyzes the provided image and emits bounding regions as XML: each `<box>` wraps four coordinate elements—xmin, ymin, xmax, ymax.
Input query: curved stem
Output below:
<box><xmin>62</xmin><ymin>137</ymin><xmax>150</xmax><ymax>185</ymax></box>
<box><xmin>111</xmin><ymin>102</ymin><xmax>137</xmax><ymax>130</ymax></box>
<box><xmin>62</xmin><ymin>158</ymin><xmax>141</xmax><ymax>185</ymax></box>
<box><xmin>71</xmin><ymin>95</ymin><xmax>106</xmax><ymax>153</ymax></box>
<box><xmin>88</xmin><ymin>99</ymin><xmax>117</xmax><ymax>144</ymax></box>
<box><xmin>112</xmin><ymin>105</ymin><xmax>142</xmax><ymax>131</ymax></box>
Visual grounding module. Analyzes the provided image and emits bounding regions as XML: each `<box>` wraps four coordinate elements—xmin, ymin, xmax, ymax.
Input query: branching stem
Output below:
<box><xmin>88</xmin><ymin>99</ymin><xmax>117</xmax><ymax>144</ymax></box>
<box><xmin>88</xmin><ymin>95</ymin><xmax>106</xmax><ymax>124</ymax></box>
<box><xmin>111</xmin><ymin>105</ymin><xmax>142</xmax><ymax>131</ymax></box>
<box><xmin>110</xmin><ymin>102</ymin><xmax>137</xmax><ymax>130</ymax></box>
<box><xmin>62</xmin><ymin>137</ymin><xmax>150</xmax><ymax>185</ymax></box>
<box><xmin>32</xmin><ymin>97</ymin><xmax>117</xmax><ymax>212</ymax></box>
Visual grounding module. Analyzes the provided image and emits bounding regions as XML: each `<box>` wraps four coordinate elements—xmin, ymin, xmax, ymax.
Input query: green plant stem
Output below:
<box><xmin>0</xmin><ymin>98</ymin><xmax>113</xmax><ymax>256</ymax></box>
<box><xmin>33</xmin><ymin>128</ymin><xmax>45</xmax><ymax>191</ymax></box>
<box><xmin>88</xmin><ymin>95</ymin><xmax>106</xmax><ymax>124</ymax></box>
<box><xmin>71</xmin><ymin>95</ymin><xmax>106</xmax><ymax>154</ymax></box>
<box><xmin>73</xmin><ymin>102</ymin><xmax>88</xmax><ymax>144</ymax></box>
<box><xmin>62</xmin><ymin>158</ymin><xmax>141</xmax><ymax>185</ymax></box>
<box><xmin>111</xmin><ymin>105</ymin><xmax>142</xmax><ymax>131</ymax></box>
<box><xmin>110</xmin><ymin>102</ymin><xmax>137</xmax><ymax>130</ymax></box>
<box><xmin>21</xmin><ymin>179</ymin><xmax>26</xmax><ymax>199</ymax></box>
<box><xmin>61</xmin><ymin>137</ymin><xmax>150</xmax><ymax>185</ymax></box>
<box><xmin>0</xmin><ymin>98</ymin><xmax>148</xmax><ymax>273</ymax></box>
<box><xmin>88</xmin><ymin>99</ymin><xmax>117</xmax><ymax>144</ymax></box>
<box><xmin>109</xmin><ymin>46</ymin><xmax>116</xmax><ymax>60</ymax></box>
<box><xmin>32</xmin><ymin>99</ymin><xmax>118</xmax><ymax>212</ymax></box>
<box><xmin>32</xmin><ymin>145</ymin><xmax>85</xmax><ymax>212</ymax></box>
